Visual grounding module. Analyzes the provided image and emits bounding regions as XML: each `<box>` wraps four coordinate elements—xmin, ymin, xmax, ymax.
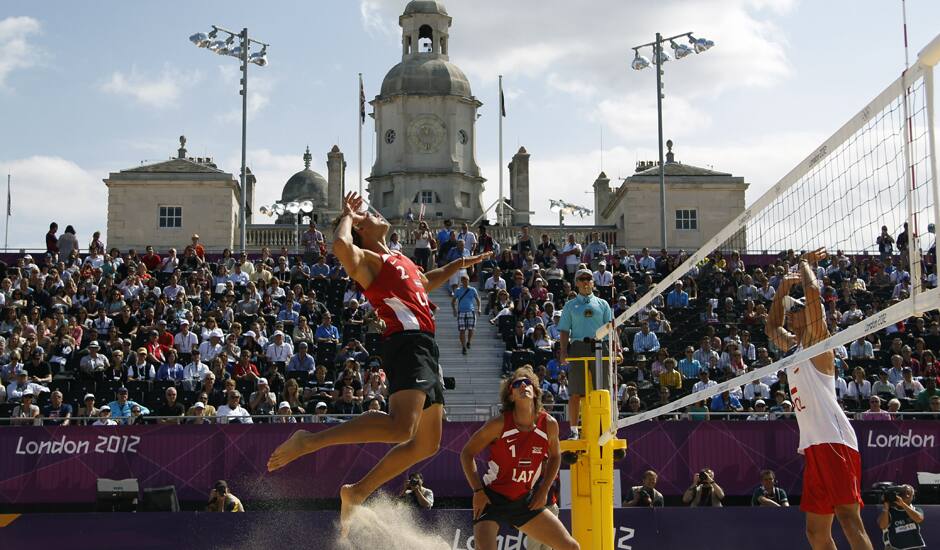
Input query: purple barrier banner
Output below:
<box><xmin>2</xmin><ymin>508</ymin><xmax>940</xmax><ymax>550</ymax></box>
<box><xmin>0</xmin><ymin>420</ymin><xmax>937</xmax><ymax>505</ymax></box>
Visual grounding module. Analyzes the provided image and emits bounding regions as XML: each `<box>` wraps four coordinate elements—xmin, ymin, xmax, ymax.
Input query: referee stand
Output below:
<box><xmin>560</xmin><ymin>339</ymin><xmax>627</xmax><ymax>550</ymax></box>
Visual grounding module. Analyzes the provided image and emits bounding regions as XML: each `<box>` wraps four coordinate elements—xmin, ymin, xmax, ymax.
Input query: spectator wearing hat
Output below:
<box><xmin>199</xmin><ymin>329</ymin><xmax>225</xmax><ymax>362</ymax></box>
<box><xmin>79</xmin><ymin>341</ymin><xmax>110</xmax><ymax>380</ymax></box>
<box><xmin>155</xmin><ymin>387</ymin><xmax>186</xmax><ymax>424</ymax></box>
<box><xmin>108</xmin><ymin>387</ymin><xmax>150</xmax><ymax>424</ymax></box>
<box><xmin>7</xmin><ymin>368</ymin><xmax>47</xmax><ymax>403</ymax></box>
<box><xmin>275</xmin><ymin>401</ymin><xmax>297</xmax><ymax>423</ymax></box>
<box><xmin>78</xmin><ymin>394</ymin><xmax>99</xmax><ymax>424</ymax></box>
<box><xmin>127</xmin><ymin>347</ymin><xmax>155</xmax><ymax>381</ymax></box>
<box><xmin>265</xmin><ymin>330</ymin><xmax>293</xmax><ymax>366</ymax></box>
<box><xmin>187</xmin><ymin>400</ymin><xmax>210</xmax><ymax>424</ymax></box>
<box><xmin>286</xmin><ymin>342</ymin><xmax>315</xmax><ymax>375</ymax></box>
<box><xmin>12</xmin><ymin>389</ymin><xmax>41</xmax><ymax>425</ymax></box>
<box><xmin>92</xmin><ymin>405</ymin><xmax>117</xmax><ymax>426</ymax></box>
<box><xmin>217</xmin><ymin>390</ymin><xmax>253</xmax><ymax>424</ymax></box>
<box><xmin>249</xmin><ymin>378</ymin><xmax>278</xmax><ymax>417</ymax></box>
<box><xmin>747</xmin><ymin>400</ymin><xmax>771</xmax><ymax>420</ymax></box>
<box><xmin>42</xmin><ymin>390</ymin><xmax>73</xmax><ymax>426</ymax></box>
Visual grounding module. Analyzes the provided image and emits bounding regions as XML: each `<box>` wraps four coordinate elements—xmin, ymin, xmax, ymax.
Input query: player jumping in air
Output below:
<box><xmin>766</xmin><ymin>248</ymin><xmax>873</xmax><ymax>550</ymax></box>
<box><xmin>267</xmin><ymin>192</ymin><xmax>491</xmax><ymax>535</ymax></box>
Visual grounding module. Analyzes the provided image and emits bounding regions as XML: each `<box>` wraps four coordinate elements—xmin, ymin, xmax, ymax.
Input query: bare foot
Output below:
<box><xmin>339</xmin><ymin>484</ymin><xmax>367</xmax><ymax>538</ymax></box>
<box><xmin>267</xmin><ymin>430</ymin><xmax>316</xmax><ymax>472</ymax></box>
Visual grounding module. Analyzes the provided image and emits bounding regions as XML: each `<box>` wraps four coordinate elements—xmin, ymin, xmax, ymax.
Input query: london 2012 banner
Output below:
<box><xmin>1</xmin><ymin>420</ymin><xmax>937</xmax><ymax>504</ymax></box>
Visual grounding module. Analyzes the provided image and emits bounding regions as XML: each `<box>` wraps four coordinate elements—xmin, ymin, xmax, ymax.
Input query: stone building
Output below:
<box><xmin>594</xmin><ymin>141</ymin><xmax>748</xmax><ymax>250</ymax></box>
<box><xmin>367</xmin><ymin>0</ymin><xmax>486</xmax><ymax>223</ymax></box>
<box><xmin>271</xmin><ymin>145</ymin><xmax>345</xmax><ymax>226</ymax></box>
<box><xmin>104</xmin><ymin>136</ymin><xmax>253</xmax><ymax>251</ymax></box>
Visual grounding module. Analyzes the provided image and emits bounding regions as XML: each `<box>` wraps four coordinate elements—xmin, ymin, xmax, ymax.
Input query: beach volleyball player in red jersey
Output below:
<box><xmin>459</xmin><ymin>367</ymin><xmax>578</xmax><ymax>550</ymax></box>
<box><xmin>267</xmin><ymin>192</ymin><xmax>491</xmax><ymax>534</ymax></box>
<box><xmin>766</xmin><ymin>248</ymin><xmax>873</xmax><ymax>550</ymax></box>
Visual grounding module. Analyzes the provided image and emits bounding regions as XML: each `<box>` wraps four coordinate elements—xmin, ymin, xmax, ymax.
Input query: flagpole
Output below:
<box><xmin>4</xmin><ymin>173</ymin><xmax>10</xmax><ymax>250</ymax></box>
<box><xmin>498</xmin><ymin>75</ymin><xmax>504</xmax><ymax>226</ymax></box>
<box><xmin>358</xmin><ymin>73</ymin><xmax>364</xmax><ymax>198</ymax></box>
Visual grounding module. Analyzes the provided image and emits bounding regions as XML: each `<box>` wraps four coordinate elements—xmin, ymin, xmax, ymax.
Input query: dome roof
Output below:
<box><xmin>403</xmin><ymin>0</ymin><xmax>448</xmax><ymax>16</ymax></box>
<box><xmin>281</xmin><ymin>147</ymin><xmax>328</xmax><ymax>206</ymax></box>
<box><xmin>380</xmin><ymin>57</ymin><xmax>471</xmax><ymax>98</ymax></box>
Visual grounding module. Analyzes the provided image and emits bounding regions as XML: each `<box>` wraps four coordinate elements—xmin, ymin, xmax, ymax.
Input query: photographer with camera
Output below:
<box><xmin>623</xmin><ymin>470</ymin><xmax>665</xmax><ymax>507</ymax></box>
<box><xmin>878</xmin><ymin>484</ymin><xmax>925</xmax><ymax>550</ymax></box>
<box><xmin>398</xmin><ymin>472</ymin><xmax>434</xmax><ymax>509</ymax></box>
<box><xmin>752</xmin><ymin>469</ymin><xmax>789</xmax><ymax>507</ymax></box>
<box><xmin>206</xmin><ymin>480</ymin><xmax>244</xmax><ymax>512</ymax></box>
<box><xmin>683</xmin><ymin>468</ymin><xmax>725</xmax><ymax>507</ymax></box>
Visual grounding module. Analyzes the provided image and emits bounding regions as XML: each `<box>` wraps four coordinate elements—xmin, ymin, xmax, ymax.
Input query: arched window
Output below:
<box><xmin>418</xmin><ymin>25</ymin><xmax>433</xmax><ymax>53</ymax></box>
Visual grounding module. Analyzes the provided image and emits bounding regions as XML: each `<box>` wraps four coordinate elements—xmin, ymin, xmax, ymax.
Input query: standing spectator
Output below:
<box><xmin>897</xmin><ymin>222</ymin><xmax>909</xmax><ymax>269</ymax></box>
<box><xmin>191</xmin><ymin>234</ymin><xmax>206</xmax><ymax>261</ymax></box>
<box><xmin>877</xmin><ymin>225</ymin><xmax>895</xmax><ymax>262</ymax></box>
<box><xmin>58</xmin><ymin>225</ymin><xmax>79</xmax><ymax>261</ymax></box>
<box><xmin>584</xmin><ymin>232</ymin><xmax>609</xmax><ymax>269</ymax></box>
<box><xmin>457</xmin><ymin>223</ymin><xmax>477</xmax><ymax>254</ymax></box>
<box><xmin>623</xmin><ymin>470</ymin><xmax>665</xmax><ymax>507</ymax></box>
<box><xmin>451</xmin><ymin>275</ymin><xmax>480</xmax><ymax>355</ymax></box>
<box><xmin>301</xmin><ymin>222</ymin><xmax>324</xmax><ymax>266</ymax></box>
<box><xmin>558</xmin><ymin>234</ymin><xmax>582</xmax><ymax>278</ymax></box>
<box><xmin>45</xmin><ymin>222</ymin><xmax>59</xmax><ymax>258</ymax></box>
<box><xmin>752</xmin><ymin>470</ymin><xmax>789</xmax><ymax>507</ymax></box>
<box><xmin>412</xmin><ymin>221</ymin><xmax>433</xmax><ymax>271</ymax></box>
<box><xmin>683</xmin><ymin>469</ymin><xmax>725</xmax><ymax>507</ymax></box>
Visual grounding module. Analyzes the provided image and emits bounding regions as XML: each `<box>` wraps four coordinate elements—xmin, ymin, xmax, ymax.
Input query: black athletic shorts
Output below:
<box><xmin>382</xmin><ymin>330</ymin><xmax>445</xmax><ymax>409</ymax></box>
<box><xmin>473</xmin><ymin>487</ymin><xmax>544</xmax><ymax>528</ymax></box>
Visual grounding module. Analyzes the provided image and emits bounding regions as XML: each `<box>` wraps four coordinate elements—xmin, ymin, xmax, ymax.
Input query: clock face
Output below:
<box><xmin>407</xmin><ymin>114</ymin><xmax>446</xmax><ymax>154</ymax></box>
<box><xmin>385</xmin><ymin>129</ymin><xmax>396</xmax><ymax>144</ymax></box>
<box><xmin>458</xmin><ymin>129</ymin><xmax>468</xmax><ymax>145</ymax></box>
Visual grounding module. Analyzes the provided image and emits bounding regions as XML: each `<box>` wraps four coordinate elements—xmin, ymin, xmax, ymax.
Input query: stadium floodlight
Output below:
<box><xmin>631</xmin><ymin>30</ymin><xmax>715</xmax><ymax>250</ymax></box>
<box><xmin>286</xmin><ymin>201</ymin><xmax>301</xmax><ymax>215</ymax></box>
<box><xmin>273</xmin><ymin>203</ymin><xmax>286</xmax><ymax>216</ymax></box>
<box><xmin>631</xmin><ymin>51</ymin><xmax>650</xmax><ymax>71</ymax></box>
<box><xmin>300</xmin><ymin>200</ymin><xmax>314</xmax><ymax>213</ymax></box>
<box><xmin>259</xmin><ymin>205</ymin><xmax>270</xmax><ymax>216</ymax></box>
<box><xmin>189</xmin><ymin>24</ymin><xmax>270</xmax><ymax>253</ymax></box>
<box><xmin>671</xmin><ymin>40</ymin><xmax>693</xmax><ymax>59</ymax></box>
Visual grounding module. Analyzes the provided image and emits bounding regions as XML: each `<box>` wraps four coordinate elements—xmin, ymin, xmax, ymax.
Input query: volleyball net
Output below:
<box><xmin>597</xmin><ymin>33</ymin><xmax>940</xmax><ymax>443</ymax></box>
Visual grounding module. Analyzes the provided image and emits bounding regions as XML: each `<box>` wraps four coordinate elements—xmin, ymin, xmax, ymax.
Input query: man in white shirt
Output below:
<box><xmin>743</xmin><ymin>378</ymin><xmax>771</xmax><ymax>402</ymax></box>
<box><xmin>216</xmin><ymin>391</ymin><xmax>253</xmax><ymax>424</ymax></box>
<box><xmin>592</xmin><ymin>261</ymin><xmax>613</xmax><ymax>288</ymax></box>
<box><xmin>174</xmin><ymin>319</ymin><xmax>199</xmax><ymax>359</ymax></box>
<box><xmin>559</xmin><ymin>234</ymin><xmax>582</xmax><ymax>277</ymax></box>
<box><xmin>183</xmin><ymin>349</ymin><xmax>211</xmax><ymax>391</ymax></box>
<box><xmin>457</xmin><ymin>223</ymin><xmax>477</xmax><ymax>254</ymax></box>
<box><xmin>265</xmin><ymin>331</ymin><xmax>294</xmax><ymax>365</ymax></box>
<box><xmin>848</xmin><ymin>337</ymin><xmax>874</xmax><ymax>359</ymax></box>
<box><xmin>638</xmin><ymin>248</ymin><xmax>656</xmax><ymax>272</ymax></box>
<box><xmin>198</xmin><ymin>329</ymin><xmax>224</xmax><ymax>362</ymax></box>
<box><xmin>163</xmin><ymin>274</ymin><xmax>185</xmax><ymax>302</ymax></box>
<box><xmin>692</xmin><ymin>370</ymin><xmax>718</xmax><ymax>394</ymax></box>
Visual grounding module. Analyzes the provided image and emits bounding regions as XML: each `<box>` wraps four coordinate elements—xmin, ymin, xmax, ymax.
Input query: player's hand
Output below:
<box><xmin>341</xmin><ymin>192</ymin><xmax>367</xmax><ymax>224</ymax></box>
<box><xmin>461</xmin><ymin>251</ymin><xmax>494</xmax><ymax>268</ymax></box>
<box><xmin>779</xmin><ymin>273</ymin><xmax>801</xmax><ymax>290</ymax></box>
<box><xmin>801</xmin><ymin>247</ymin><xmax>828</xmax><ymax>265</ymax></box>
<box><xmin>472</xmin><ymin>490</ymin><xmax>491</xmax><ymax>520</ymax></box>
<box><xmin>529</xmin><ymin>488</ymin><xmax>548</xmax><ymax>510</ymax></box>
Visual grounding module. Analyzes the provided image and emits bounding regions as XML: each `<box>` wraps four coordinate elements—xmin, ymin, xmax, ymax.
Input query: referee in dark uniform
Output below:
<box><xmin>557</xmin><ymin>268</ymin><xmax>613</xmax><ymax>440</ymax></box>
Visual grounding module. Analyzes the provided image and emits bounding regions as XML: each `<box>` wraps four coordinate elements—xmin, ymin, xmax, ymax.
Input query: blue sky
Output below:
<box><xmin>0</xmin><ymin>0</ymin><xmax>938</xmax><ymax>248</ymax></box>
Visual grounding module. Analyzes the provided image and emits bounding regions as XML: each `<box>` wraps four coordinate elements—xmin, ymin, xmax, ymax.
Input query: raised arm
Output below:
<box><xmin>766</xmin><ymin>273</ymin><xmax>799</xmax><ymax>351</ymax></box>
<box><xmin>799</xmin><ymin>248</ymin><xmax>828</xmax><ymax>345</ymax></box>
<box><xmin>332</xmin><ymin>193</ymin><xmax>382</xmax><ymax>288</ymax></box>
<box><xmin>421</xmin><ymin>252</ymin><xmax>492</xmax><ymax>292</ymax></box>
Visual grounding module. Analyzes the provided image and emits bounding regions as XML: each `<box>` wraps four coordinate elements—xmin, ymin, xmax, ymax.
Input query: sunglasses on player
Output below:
<box><xmin>511</xmin><ymin>378</ymin><xmax>533</xmax><ymax>389</ymax></box>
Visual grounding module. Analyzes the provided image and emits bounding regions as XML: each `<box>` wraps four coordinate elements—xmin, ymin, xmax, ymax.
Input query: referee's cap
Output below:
<box><xmin>575</xmin><ymin>268</ymin><xmax>593</xmax><ymax>280</ymax></box>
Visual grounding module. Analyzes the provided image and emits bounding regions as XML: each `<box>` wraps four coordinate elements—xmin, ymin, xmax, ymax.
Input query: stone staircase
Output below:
<box><xmin>429</xmin><ymin>285</ymin><xmax>504</xmax><ymax>420</ymax></box>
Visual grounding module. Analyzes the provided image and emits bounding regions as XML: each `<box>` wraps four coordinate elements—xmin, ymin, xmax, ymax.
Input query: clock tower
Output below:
<box><xmin>368</xmin><ymin>0</ymin><xmax>485</xmax><ymax>223</ymax></box>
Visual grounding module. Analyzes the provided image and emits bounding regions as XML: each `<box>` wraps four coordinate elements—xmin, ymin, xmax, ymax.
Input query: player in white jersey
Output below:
<box><xmin>766</xmin><ymin>248</ymin><xmax>873</xmax><ymax>550</ymax></box>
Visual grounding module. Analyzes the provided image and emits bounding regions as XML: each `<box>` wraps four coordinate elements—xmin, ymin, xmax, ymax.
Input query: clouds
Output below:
<box><xmin>216</xmin><ymin>65</ymin><xmax>274</xmax><ymax>123</ymax></box>
<box><xmin>0</xmin><ymin>16</ymin><xmax>42</xmax><ymax>89</ymax></box>
<box><xmin>0</xmin><ymin>156</ymin><xmax>106</xmax><ymax>249</ymax></box>
<box><xmin>100</xmin><ymin>65</ymin><xmax>202</xmax><ymax>109</ymax></box>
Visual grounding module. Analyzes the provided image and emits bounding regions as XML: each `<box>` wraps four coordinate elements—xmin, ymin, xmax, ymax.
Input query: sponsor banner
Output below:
<box><xmin>2</xmin><ymin>508</ymin><xmax>939</xmax><ymax>549</ymax></box>
<box><xmin>0</xmin><ymin>421</ymin><xmax>937</xmax><ymax>504</ymax></box>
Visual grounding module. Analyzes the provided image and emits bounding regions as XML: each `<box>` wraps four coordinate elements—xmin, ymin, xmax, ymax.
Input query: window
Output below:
<box><xmin>460</xmin><ymin>192</ymin><xmax>471</xmax><ymax>208</ymax></box>
<box><xmin>159</xmin><ymin>206</ymin><xmax>182</xmax><ymax>228</ymax></box>
<box><xmin>675</xmin><ymin>209</ymin><xmax>697</xmax><ymax>231</ymax></box>
<box><xmin>382</xmin><ymin>191</ymin><xmax>394</xmax><ymax>208</ymax></box>
<box><xmin>421</xmin><ymin>190</ymin><xmax>434</xmax><ymax>204</ymax></box>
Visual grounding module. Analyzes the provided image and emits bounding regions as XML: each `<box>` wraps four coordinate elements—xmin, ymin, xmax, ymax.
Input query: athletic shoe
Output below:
<box><xmin>567</xmin><ymin>430</ymin><xmax>580</xmax><ymax>441</ymax></box>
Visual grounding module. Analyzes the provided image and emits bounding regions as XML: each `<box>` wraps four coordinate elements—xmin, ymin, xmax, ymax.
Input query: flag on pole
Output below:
<box><xmin>359</xmin><ymin>73</ymin><xmax>366</xmax><ymax>125</ymax></box>
<box><xmin>499</xmin><ymin>84</ymin><xmax>506</xmax><ymax>117</ymax></box>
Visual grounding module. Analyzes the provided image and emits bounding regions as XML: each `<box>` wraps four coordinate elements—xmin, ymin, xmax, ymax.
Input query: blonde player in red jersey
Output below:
<box><xmin>766</xmin><ymin>248</ymin><xmax>873</xmax><ymax>550</ymax></box>
<box><xmin>459</xmin><ymin>366</ymin><xmax>577</xmax><ymax>550</ymax></box>
<box><xmin>267</xmin><ymin>192</ymin><xmax>491</xmax><ymax>535</ymax></box>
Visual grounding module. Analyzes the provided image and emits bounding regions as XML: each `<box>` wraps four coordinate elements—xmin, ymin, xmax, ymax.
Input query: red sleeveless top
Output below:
<box><xmin>362</xmin><ymin>252</ymin><xmax>435</xmax><ymax>337</ymax></box>
<box><xmin>482</xmin><ymin>410</ymin><xmax>550</xmax><ymax>500</ymax></box>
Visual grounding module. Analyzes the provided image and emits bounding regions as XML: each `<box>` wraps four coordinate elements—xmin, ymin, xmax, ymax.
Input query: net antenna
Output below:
<box><xmin>599</xmin><ymin>33</ymin><xmax>940</xmax><ymax>444</ymax></box>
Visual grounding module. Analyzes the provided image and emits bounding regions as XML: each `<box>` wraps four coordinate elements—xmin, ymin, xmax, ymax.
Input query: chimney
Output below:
<box><xmin>509</xmin><ymin>146</ymin><xmax>530</xmax><ymax>226</ymax></box>
<box><xmin>327</xmin><ymin>145</ymin><xmax>346</xmax><ymax>220</ymax></box>
<box><xmin>592</xmin><ymin>171</ymin><xmax>612</xmax><ymax>224</ymax></box>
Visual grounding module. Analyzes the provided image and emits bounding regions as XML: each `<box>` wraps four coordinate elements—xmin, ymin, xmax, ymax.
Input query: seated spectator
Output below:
<box><xmin>658</xmin><ymin>358</ymin><xmax>683</xmax><ymax>391</ymax></box>
<box><xmin>232</xmin><ymin>349</ymin><xmax>260</xmax><ymax>382</ymax></box>
<box><xmin>274</xmin><ymin>401</ymin><xmax>297</xmax><ymax>423</ymax></box>
<box><xmin>157</xmin><ymin>349</ymin><xmax>185</xmax><ymax>383</ymax></box>
<box><xmin>12</xmin><ymin>389</ymin><xmax>41</xmax><ymax>425</ymax></box>
<box><xmin>623</xmin><ymin>470</ymin><xmax>665</xmax><ymax>507</ymax></box>
<box><xmin>7</xmin><ymin>368</ymin><xmax>48</xmax><ymax>403</ymax></box>
<box><xmin>155</xmin><ymin>387</ymin><xmax>186</xmax><ymax>424</ymax></box>
<box><xmin>747</xmin><ymin>400</ymin><xmax>771</xmax><ymax>420</ymax></box>
<box><xmin>692</xmin><ymin>370</ymin><xmax>717</xmax><ymax>394</ymax></box>
<box><xmin>678</xmin><ymin>347</ymin><xmax>703</xmax><ymax>379</ymax></box>
<box><xmin>685</xmin><ymin>400</ymin><xmax>710</xmax><ymax>421</ymax></box>
<box><xmin>895</xmin><ymin>367</ymin><xmax>924</xmax><ymax>402</ymax></box>
<box><xmin>333</xmin><ymin>385</ymin><xmax>363</xmax><ymax>415</ymax></box>
<box><xmin>108</xmin><ymin>387</ymin><xmax>150</xmax><ymax>424</ymax></box>
<box><xmin>871</xmin><ymin>370</ymin><xmax>897</xmax><ymax>398</ymax></box>
<box><xmin>183</xmin><ymin>349</ymin><xmax>211</xmax><ymax>390</ymax></box>
<box><xmin>550</xmin><ymin>370</ymin><xmax>570</xmax><ymax>404</ymax></box>
<box><xmin>312</xmin><ymin>401</ymin><xmax>340</xmax><ymax>423</ymax></box>
<box><xmin>304</xmin><ymin>365</ymin><xmax>335</xmax><ymax>404</ymax></box>
<box><xmin>743</xmin><ymin>378</ymin><xmax>771</xmax><ymax>403</ymax></box>
<box><xmin>78</xmin><ymin>394</ymin><xmax>100</xmax><ymax>424</ymax></box>
<box><xmin>652</xmin><ymin>386</ymin><xmax>672</xmax><ymax>409</ymax></box>
<box><xmin>282</xmin><ymin>377</ymin><xmax>306</xmax><ymax>414</ymax></box>
<box><xmin>916</xmin><ymin>377</ymin><xmax>940</xmax><ymax>411</ymax></box>
<box><xmin>314</xmin><ymin>313</ymin><xmax>340</xmax><ymax>345</ymax></box>
<box><xmin>846</xmin><ymin>367</ymin><xmax>872</xmax><ymax>407</ymax></box>
<box><xmin>709</xmin><ymin>390</ymin><xmax>743</xmax><ymax>413</ymax></box>
<box><xmin>886</xmin><ymin>355</ymin><xmax>905</xmax><ymax>385</ymax></box>
<box><xmin>41</xmin><ymin>390</ymin><xmax>72</xmax><ymax>426</ymax></box>
<box><xmin>647</xmin><ymin>309</ymin><xmax>671</xmax><ymax>335</ymax></box>
<box><xmin>751</xmin><ymin>470</ymin><xmax>788</xmax><ymax>507</ymax></box>
<box><xmin>249</xmin><ymin>378</ymin><xmax>278</xmax><ymax>417</ymax></box>
<box><xmin>265</xmin><ymin>330</ymin><xmax>293</xmax><ymax>366</ymax></box>
<box><xmin>362</xmin><ymin>371</ymin><xmax>388</xmax><ymax>408</ymax></box>
<box><xmin>683</xmin><ymin>469</ymin><xmax>724</xmax><ymax>507</ymax></box>
<box><xmin>216</xmin><ymin>390</ymin><xmax>253</xmax><ymax>424</ymax></box>
<box><xmin>92</xmin><ymin>405</ymin><xmax>117</xmax><ymax>426</ymax></box>
<box><xmin>286</xmin><ymin>342</ymin><xmax>315</xmax><ymax>375</ymax></box>
<box><xmin>632</xmin><ymin>321</ymin><xmax>660</xmax><ymax>353</ymax></box>
<box><xmin>666</xmin><ymin>281</ymin><xmax>690</xmax><ymax>309</ymax></box>
<box><xmin>858</xmin><ymin>396</ymin><xmax>892</xmax><ymax>420</ymax></box>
